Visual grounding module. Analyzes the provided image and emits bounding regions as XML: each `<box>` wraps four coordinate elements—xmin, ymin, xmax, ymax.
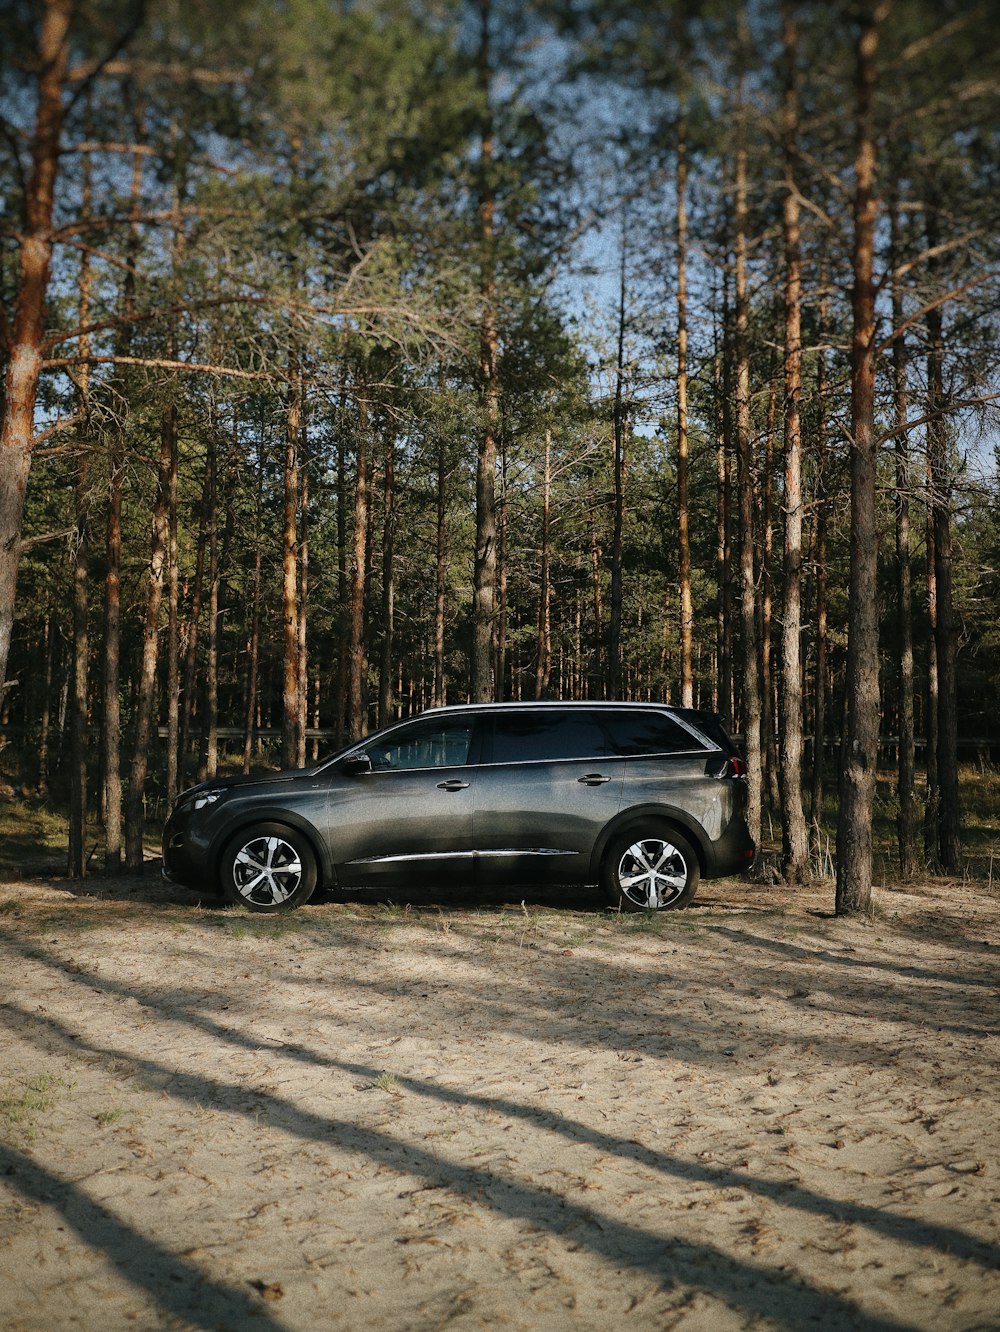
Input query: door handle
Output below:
<box><xmin>578</xmin><ymin>773</ymin><xmax>611</xmax><ymax>785</ymax></box>
<box><xmin>437</xmin><ymin>779</ymin><xmax>470</xmax><ymax>791</ymax></box>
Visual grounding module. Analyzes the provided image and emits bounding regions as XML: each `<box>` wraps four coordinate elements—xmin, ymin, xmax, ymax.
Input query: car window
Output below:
<box><xmin>605</xmin><ymin>709</ymin><xmax>707</xmax><ymax>756</ymax></box>
<box><xmin>488</xmin><ymin>711</ymin><xmax>609</xmax><ymax>764</ymax></box>
<box><xmin>363</xmin><ymin>718</ymin><xmax>473</xmax><ymax>771</ymax></box>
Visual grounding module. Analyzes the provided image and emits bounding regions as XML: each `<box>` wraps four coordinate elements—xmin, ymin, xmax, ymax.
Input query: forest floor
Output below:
<box><xmin>0</xmin><ymin>867</ymin><xmax>998</xmax><ymax>1331</ymax></box>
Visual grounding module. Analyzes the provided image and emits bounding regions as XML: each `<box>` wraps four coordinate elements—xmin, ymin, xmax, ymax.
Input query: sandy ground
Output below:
<box><xmin>0</xmin><ymin>871</ymin><xmax>998</xmax><ymax>1332</ymax></box>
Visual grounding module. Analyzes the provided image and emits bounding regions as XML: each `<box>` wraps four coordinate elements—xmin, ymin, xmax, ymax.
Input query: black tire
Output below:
<box><xmin>219</xmin><ymin>823</ymin><xmax>318</xmax><ymax>912</ymax></box>
<box><xmin>602</xmin><ymin>827</ymin><xmax>699</xmax><ymax>912</ymax></box>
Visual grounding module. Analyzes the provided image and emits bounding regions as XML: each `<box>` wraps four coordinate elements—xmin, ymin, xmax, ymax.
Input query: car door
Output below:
<box><xmin>325</xmin><ymin>713</ymin><xmax>479</xmax><ymax>887</ymax></box>
<box><xmin>473</xmin><ymin>709</ymin><xmax>624</xmax><ymax>885</ymax></box>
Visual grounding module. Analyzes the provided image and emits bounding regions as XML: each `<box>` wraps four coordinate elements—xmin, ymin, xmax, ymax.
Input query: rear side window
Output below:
<box><xmin>605</xmin><ymin>709</ymin><xmax>707</xmax><ymax>756</ymax></box>
<box><xmin>488</xmin><ymin>711</ymin><xmax>609</xmax><ymax>764</ymax></box>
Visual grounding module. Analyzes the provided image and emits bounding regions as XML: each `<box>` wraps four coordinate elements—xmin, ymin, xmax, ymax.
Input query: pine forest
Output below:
<box><xmin>2</xmin><ymin>0</ymin><xmax>999</xmax><ymax>913</ymax></box>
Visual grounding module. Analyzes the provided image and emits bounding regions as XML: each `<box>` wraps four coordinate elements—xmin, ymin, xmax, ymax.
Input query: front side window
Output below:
<box><xmin>363</xmin><ymin>718</ymin><xmax>473</xmax><ymax>771</ymax></box>
<box><xmin>488</xmin><ymin>712</ymin><xmax>609</xmax><ymax>764</ymax></box>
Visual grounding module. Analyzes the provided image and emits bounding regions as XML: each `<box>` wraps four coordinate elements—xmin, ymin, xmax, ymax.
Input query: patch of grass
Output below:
<box><xmin>369</xmin><ymin>1071</ymin><xmax>401</xmax><ymax>1094</ymax></box>
<box><xmin>94</xmin><ymin>1105</ymin><xmax>126</xmax><ymax>1129</ymax></box>
<box><xmin>0</xmin><ymin>1073</ymin><xmax>63</xmax><ymax>1143</ymax></box>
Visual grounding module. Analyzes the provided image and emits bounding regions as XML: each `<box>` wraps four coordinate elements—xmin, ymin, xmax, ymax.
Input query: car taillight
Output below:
<box><xmin>729</xmin><ymin>756</ymin><xmax>747</xmax><ymax>778</ymax></box>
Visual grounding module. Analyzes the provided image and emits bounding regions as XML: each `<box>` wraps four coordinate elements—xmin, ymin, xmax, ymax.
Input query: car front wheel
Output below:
<box><xmin>602</xmin><ymin>828</ymin><xmax>699</xmax><ymax>911</ymax></box>
<box><xmin>220</xmin><ymin>823</ymin><xmax>318</xmax><ymax>912</ymax></box>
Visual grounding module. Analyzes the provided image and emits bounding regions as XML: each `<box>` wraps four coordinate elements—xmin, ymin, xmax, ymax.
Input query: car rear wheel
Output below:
<box><xmin>220</xmin><ymin>823</ymin><xmax>317</xmax><ymax>912</ymax></box>
<box><xmin>602</xmin><ymin>828</ymin><xmax>699</xmax><ymax>911</ymax></box>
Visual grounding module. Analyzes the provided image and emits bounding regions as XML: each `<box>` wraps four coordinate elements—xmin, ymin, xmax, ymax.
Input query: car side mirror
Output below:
<box><xmin>342</xmin><ymin>752</ymin><xmax>372</xmax><ymax>777</ymax></box>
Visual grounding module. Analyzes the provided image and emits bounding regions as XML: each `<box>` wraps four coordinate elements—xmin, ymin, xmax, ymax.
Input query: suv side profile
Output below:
<box><xmin>163</xmin><ymin>702</ymin><xmax>755</xmax><ymax>914</ymax></box>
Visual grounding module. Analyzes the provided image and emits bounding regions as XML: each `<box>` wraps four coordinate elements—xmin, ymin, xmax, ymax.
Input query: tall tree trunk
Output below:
<box><xmin>68</xmin><ymin>137</ymin><xmax>93</xmax><ymax>879</ymax></box>
<box><xmin>734</xmin><ymin>60</ymin><xmax>763</xmax><ymax>846</ymax></box>
<box><xmin>610</xmin><ymin>204</ymin><xmax>629</xmax><ymax>699</ymax></box>
<box><xmin>496</xmin><ymin>440</ymin><xmax>509</xmax><ymax>700</ymax></box>
<box><xmin>836</xmin><ymin>1</ymin><xmax>887</xmax><ymax>916</ymax></box>
<box><xmin>104</xmin><ymin>109</ymin><xmax>147</xmax><ymax>871</ymax></box>
<box><xmin>535</xmin><ymin>428</ymin><xmax>553</xmax><ymax>698</ymax></box>
<box><xmin>103</xmin><ymin>437</ymin><xmax>124</xmax><ymax>873</ymax></box>
<box><xmin>925</xmin><ymin>204</ymin><xmax>960</xmax><ymax>871</ymax></box>
<box><xmin>778</xmin><ymin>1</ymin><xmax>809</xmax><ymax>882</ymax></box>
<box><xmin>924</xmin><ymin>446</ymin><xmax>939</xmax><ymax>861</ymax></box>
<box><xmin>201</xmin><ymin>429</ymin><xmax>219</xmax><ymax>780</ymax></box>
<box><xmin>471</xmin><ymin>0</ymin><xmax>498</xmax><ymax>701</ymax></box>
<box><xmin>281</xmin><ymin>370</ymin><xmax>301</xmax><ymax>768</ymax></box>
<box><xmin>124</xmin><ymin>405</ymin><xmax>175</xmax><ymax>873</ymax></box>
<box><xmin>0</xmin><ymin>0</ymin><xmax>70</xmax><ymax>711</ymax></box>
<box><xmin>178</xmin><ymin>478</ymin><xmax>208</xmax><ymax>789</ymax></box>
<box><xmin>589</xmin><ymin>508</ymin><xmax>604</xmax><ymax>698</ymax></box>
<box><xmin>889</xmin><ymin>191</ymin><xmax>918</xmax><ymax>875</ymax></box>
<box><xmin>810</xmin><ymin>275</ymin><xmax>830</xmax><ymax>857</ymax></box>
<box><xmin>433</xmin><ymin>438</ymin><xmax>448</xmax><ymax>708</ymax></box>
<box><xmin>760</xmin><ymin>371</ymin><xmax>780</xmax><ymax>816</ymax></box>
<box><xmin>297</xmin><ymin>423</ymin><xmax>310</xmax><ymax>763</ymax></box>
<box><xmin>378</xmin><ymin>430</ymin><xmax>395</xmax><ymax>728</ymax></box>
<box><xmin>242</xmin><ymin>465</ymin><xmax>263</xmax><ymax>773</ymax></box>
<box><xmin>347</xmin><ymin>399</ymin><xmax>370</xmax><ymax>741</ymax></box>
<box><xmin>335</xmin><ymin>402</ymin><xmax>349</xmax><ymax>745</ymax></box>
<box><xmin>676</xmin><ymin>113</ymin><xmax>694</xmax><ymax>707</ymax></box>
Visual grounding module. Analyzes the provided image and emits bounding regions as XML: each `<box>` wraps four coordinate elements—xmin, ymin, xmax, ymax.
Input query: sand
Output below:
<box><xmin>1</xmin><ymin>873</ymin><xmax>998</xmax><ymax>1331</ymax></box>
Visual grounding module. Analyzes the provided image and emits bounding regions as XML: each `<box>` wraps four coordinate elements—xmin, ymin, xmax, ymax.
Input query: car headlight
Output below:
<box><xmin>192</xmin><ymin>788</ymin><xmax>224</xmax><ymax>810</ymax></box>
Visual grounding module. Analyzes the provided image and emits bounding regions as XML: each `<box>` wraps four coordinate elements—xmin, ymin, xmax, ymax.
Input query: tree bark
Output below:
<box><xmin>810</xmin><ymin>275</ymin><xmax>830</xmax><ymax>858</ymax></box>
<box><xmin>676</xmin><ymin>113</ymin><xmax>694</xmax><ymax>708</ymax></box>
<box><xmin>836</xmin><ymin>1</ymin><xmax>887</xmax><ymax>916</ymax></box>
<box><xmin>124</xmin><ymin>404</ymin><xmax>175</xmax><ymax>873</ymax></box>
<box><xmin>778</xmin><ymin>1</ymin><xmax>809</xmax><ymax>882</ymax></box>
<box><xmin>734</xmin><ymin>60</ymin><xmax>763</xmax><ymax>846</ymax></box>
<box><xmin>610</xmin><ymin>203</ymin><xmax>629</xmax><ymax>699</ymax></box>
<box><xmin>242</xmin><ymin>464</ymin><xmax>263</xmax><ymax>773</ymax></box>
<box><xmin>889</xmin><ymin>191</ymin><xmax>918</xmax><ymax>875</ymax></box>
<box><xmin>281</xmin><ymin>370</ymin><xmax>301</xmax><ymax>768</ymax></box>
<box><xmin>534</xmin><ymin>428</ymin><xmax>553</xmax><ymax>699</ymax></box>
<box><xmin>925</xmin><ymin>204</ymin><xmax>960</xmax><ymax>871</ymax></box>
<box><xmin>378</xmin><ymin>430</ymin><xmax>396</xmax><ymax>728</ymax></box>
<box><xmin>297</xmin><ymin>421</ymin><xmax>310</xmax><ymax>763</ymax></box>
<box><xmin>471</xmin><ymin>0</ymin><xmax>498</xmax><ymax>701</ymax></box>
<box><xmin>433</xmin><ymin>437</ymin><xmax>448</xmax><ymax>708</ymax></box>
<box><xmin>0</xmin><ymin>0</ymin><xmax>71</xmax><ymax>711</ymax></box>
<box><xmin>347</xmin><ymin>398</ymin><xmax>370</xmax><ymax>741</ymax></box>
<box><xmin>68</xmin><ymin>136</ymin><xmax>93</xmax><ymax>879</ymax></box>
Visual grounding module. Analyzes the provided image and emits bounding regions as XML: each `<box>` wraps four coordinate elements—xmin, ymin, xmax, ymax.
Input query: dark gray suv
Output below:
<box><xmin>162</xmin><ymin>702</ymin><xmax>754</xmax><ymax>914</ymax></box>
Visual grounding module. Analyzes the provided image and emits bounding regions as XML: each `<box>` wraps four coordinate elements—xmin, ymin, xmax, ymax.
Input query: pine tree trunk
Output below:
<box><xmin>760</xmin><ymin>372</ymin><xmax>780</xmax><ymax>817</ymax></box>
<box><xmin>378</xmin><ymin>431</ymin><xmax>396</xmax><ymax>728</ymax></box>
<box><xmin>889</xmin><ymin>192</ymin><xmax>918</xmax><ymax>875</ymax></box>
<box><xmin>836</xmin><ymin>1</ymin><xmax>886</xmax><ymax>916</ymax></box>
<box><xmin>925</xmin><ymin>206</ymin><xmax>960</xmax><ymax>871</ymax></box>
<box><xmin>124</xmin><ymin>405</ymin><xmax>174</xmax><ymax>873</ymax></box>
<box><xmin>495</xmin><ymin>442</ymin><xmax>509</xmax><ymax>701</ymax></box>
<box><xmin>535</xmin><ymin>429</ymin><xmax>553</xmax><ymax>698</ymax></box>
<box><xmin>202</xmin><ymin>431</ymin><xmax>219</xmax><ymax>780</ymax></box>
<box><xmin>472</xmin><ymin>0</ymin><xmax>498</xmax><ymax>702</ymax></box>
<box><xmin>734</xmin><ymin>78</ymin><xmax>763</xmax><ymax>846</ymax></box>
<box><xmin>778</xmin><ymin>1</ymin><xmax>809</xmax><ymax>882</ymax></box>
<box><xmin>433</xmin><ymin>438</ymin><xmax>447</xmax><ymax>708</ymax></box>
<box><xmin>68</xmin><ymin>427</ymin><xmax>90</xmax><ymax>878</ymax></box>
<box><xmin>0</xmin><ymin>0</ymin><xmax>70</xmax><ymax>711</ymax></box>
<box><xmin>281</xmin><ymin>372</ymin><xmax>301</xmax><ymax>768</ymax></box>
<box><xmin>242</xmin><ymin>466</ymin><xmax>263</xmax><ymax>774</ymax></box>
<box><xmin>296</xmin><ymin>423</ymin><xmax>310</xmax><ymax>765</ymax></box>
<box><xmin>610</xmin><ymin>206</ymin><xmax>628</xmax><ymax>700</ymax></box>
<box><xmin>68</xmin><ymin>141</ymin><xmax>93</xmax><ymax>880</ymax></box>
<box><xmin>676</xmin><ymin>114</ymin><xmax>694</xmax><ymax>707</ymax></box>
<box><xmin>810</xmin><ymin>277</ymin><xmax>830</xmax><ymax>857</ymax></box>
<box><xmin>347</xmin><ymin>399</ymin><xmax>370</xmax><ymax>741</ymax></box>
